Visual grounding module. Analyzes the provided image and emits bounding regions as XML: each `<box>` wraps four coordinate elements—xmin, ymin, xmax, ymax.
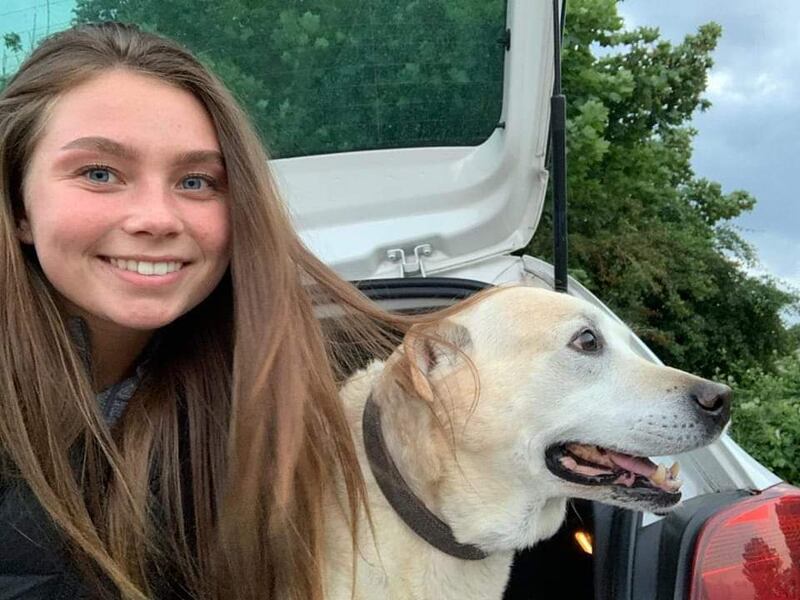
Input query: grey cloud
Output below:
<box><xmin>618</xmin><ymin>0</ymin><xmax>799</xmax><ymax>283</ymax></box>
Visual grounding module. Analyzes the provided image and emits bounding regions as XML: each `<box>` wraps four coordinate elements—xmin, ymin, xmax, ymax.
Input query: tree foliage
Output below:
<box><xmin>1</xmin><ymin>33</ymin><xmax>24</xmax><ymax>88</ymax></box>
<box><xmin>729</xmin><ymin>353</ymin><xmax>800</xmax><ymax>484</ymax></box>
<box><xmin>72</xmin><ymin>0</ymin><xmax>506</xmax><ymax>157</ymax></box>
<box><xmin>526</xmin><ymin>0</ymin><xmax>797</xmax><ymax>379</ymax></box>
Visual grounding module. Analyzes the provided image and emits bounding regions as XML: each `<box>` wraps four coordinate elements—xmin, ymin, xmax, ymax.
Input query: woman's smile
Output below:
<box><xmin>105</xmin><ymin>257</ymin><xmax>186</xmax><ymax>276</ymax></box>
<box><xmin>98</xmin><ymin>255</ymin><xmax>190</xmax><ymax>286</ymax></box>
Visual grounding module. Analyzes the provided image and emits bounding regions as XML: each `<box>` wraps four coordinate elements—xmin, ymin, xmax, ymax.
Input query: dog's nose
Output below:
<box><xmin>690</xmin><ymin>382</ymin><xmax>732</xmax><ymax>416</ymax></box>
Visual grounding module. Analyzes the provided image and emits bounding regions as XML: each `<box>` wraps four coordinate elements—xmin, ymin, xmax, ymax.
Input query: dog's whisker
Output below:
<box><xmin>567</xmin><ymin>499</ymin><xmax>586</xmax><ymax>525</ymax></box>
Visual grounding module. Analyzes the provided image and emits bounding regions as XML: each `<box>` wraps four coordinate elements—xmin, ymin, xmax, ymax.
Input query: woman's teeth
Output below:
<box><xmin>107</xmin><ymin>257</ymin><xmax>184</xmax><ymax>276</ymax></box>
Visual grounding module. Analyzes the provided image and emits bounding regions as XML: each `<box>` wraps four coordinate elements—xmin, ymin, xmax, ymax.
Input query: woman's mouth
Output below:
<box><xmin>102</xmin><ymin>256</ymin><xmax>187</xmax><ymax>276</ymax></box>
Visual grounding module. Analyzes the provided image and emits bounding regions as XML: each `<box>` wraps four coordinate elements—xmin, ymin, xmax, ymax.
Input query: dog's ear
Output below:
<box><xmin>401</xmin><ymin>320</ymin><xmax>472</xmax><ymax>404</ymax></box>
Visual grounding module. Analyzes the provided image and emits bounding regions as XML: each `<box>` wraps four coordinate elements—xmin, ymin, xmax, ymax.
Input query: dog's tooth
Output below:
<box><xmin>666</xmin><ymin>477</ymin><xmax>683</xmax><ymax>492</ymax></box>
<box><xmin>669</xmin><ymin>462</ymin><xmax>680</xmax><ymax>479</ymax></box>
<box><xmin>560</xmin><ymin>456</ymin><xmax>578</xmax><ymax>470</ymax></box>
<box><xmin>652</xmin><ymin>464</ymin><xmax>667</xmax><ymax>486</ymax></box>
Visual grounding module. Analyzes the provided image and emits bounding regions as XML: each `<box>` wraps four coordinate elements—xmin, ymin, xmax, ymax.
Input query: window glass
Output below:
<box><xmin>2</xmin><ymin>0</ymin><xmax>506</xmax><ymax>158</ymax></box>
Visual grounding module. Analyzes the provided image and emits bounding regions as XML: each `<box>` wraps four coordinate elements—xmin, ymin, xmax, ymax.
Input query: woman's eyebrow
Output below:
<box><xmin>60</xmin><ymin>136</ymin><xmax>139</xmax><ymax>160</ymax></box>
<box><xmin>59</xmin><ymin>137</ymin><xmax>224</xmax><ymax>168</ymax></box>
<box><xmin>173</xmin><ymin>150</ymin><xmax>225</xmax><ymax>169</ymax></box>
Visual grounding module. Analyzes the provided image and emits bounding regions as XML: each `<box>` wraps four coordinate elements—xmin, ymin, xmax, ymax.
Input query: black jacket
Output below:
<box><xmin>0</xmin><ymin>478</ymin><xmax>97</xmax><ymax>599</ymax></box>
<box><xmin>0</xmin><ymin>459</ymin><xmax>195</xmax><ymax>599</ymax></box>
<box><xmin>0</xmin><ymin>413</ymin><xmax>194</xmax><ymax>600</ymax></box>
<box><xmin>0</xmin><ymin>322</ymin><xmax>192</xmax><ymax>599</ymax></box>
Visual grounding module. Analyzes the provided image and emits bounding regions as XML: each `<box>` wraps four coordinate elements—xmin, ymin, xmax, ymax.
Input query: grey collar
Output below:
<box><xmin>362</xmin><ymin>394</ymin><xmax>489</xmax><ymax>561</ymax></box>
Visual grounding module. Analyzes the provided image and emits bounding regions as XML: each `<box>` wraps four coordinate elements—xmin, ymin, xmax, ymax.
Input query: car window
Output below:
<box><xmin>1</xmin><ymin>0</ymin><xmax>506</xmax><ymax>158</ymax></box>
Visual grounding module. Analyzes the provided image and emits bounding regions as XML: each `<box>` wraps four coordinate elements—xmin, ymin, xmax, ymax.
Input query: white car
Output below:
<box><xmin>270</xmin><ymin>2</ymin><xmax>800</xmax><ymax>599</ymax></box>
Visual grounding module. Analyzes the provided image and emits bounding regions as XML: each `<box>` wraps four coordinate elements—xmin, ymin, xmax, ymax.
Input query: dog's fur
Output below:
<box><xmin>323</xmin><ymin>286</ymin><xmax>730</xmax><ymax>599</ymax></box>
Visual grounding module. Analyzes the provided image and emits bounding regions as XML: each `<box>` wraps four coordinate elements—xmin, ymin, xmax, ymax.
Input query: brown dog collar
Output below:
<box><xmin>362</xmin><ymin>394</ymin><xmax>489</xmax><ymax>561</ymax></box>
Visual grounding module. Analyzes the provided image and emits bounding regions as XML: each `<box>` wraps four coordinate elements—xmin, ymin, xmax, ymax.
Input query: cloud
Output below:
<box><xmin>617</xmin><ymin>6</ymin><xmax>637</xmax><ymax>30</ymax></box>
<box><xmin>706</xmin><ymin>69</ymin><xmax>792</xmax><ymax>106</ymax></box>
<box><xmin>739</xmin><ymin>229</ymin><xmax>800</xmax><ymax>289</ymax></box>
<box><xmin>739</xmin><ymin>229</ymin><xmax>800</xmax><ymax>324</ymax></box>
<box><xmin>619</xmin><ymin>0</ymin><xmax>800</xmax><ymax>280</ymax></box>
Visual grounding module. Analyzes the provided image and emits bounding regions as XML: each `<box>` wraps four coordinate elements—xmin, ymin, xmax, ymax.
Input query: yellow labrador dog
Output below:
<box><xmin>324</xmin><ymin>286</ymin><xmax>731</xmax><ymax>600</ymax></box>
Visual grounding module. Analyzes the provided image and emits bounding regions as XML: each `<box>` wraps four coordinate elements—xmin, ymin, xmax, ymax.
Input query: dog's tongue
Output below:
<box><xmin>607</xmin><ymin>451</ymin><xmax>658</xmax><ymax>478</ymax></box>
<box><xmin>561</xmin><ymin>444</ymin><xmax>682</xmax><ymax>492</ymax></box>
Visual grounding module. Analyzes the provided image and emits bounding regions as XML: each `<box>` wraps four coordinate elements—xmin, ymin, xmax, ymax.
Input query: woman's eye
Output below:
<box><xmin>82</xmin><ymin>167</ymin><xmax>116</xmax><ymax>184</ymax></box>
<box><xmin>571</xmin><ymin>329</ymin><xmax>602</xmax><ymax>353</ymax></box>
<box><xmin>180</xmin><ymin>175</ymin><xmax>213</xmax><ymax>191</ymax></box>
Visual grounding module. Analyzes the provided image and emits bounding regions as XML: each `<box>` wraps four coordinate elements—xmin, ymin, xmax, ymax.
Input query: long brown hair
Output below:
<box><xmin>0</xmin><ymin>22</ymin><xmax>488</xmax><ymax>600</ymax></box>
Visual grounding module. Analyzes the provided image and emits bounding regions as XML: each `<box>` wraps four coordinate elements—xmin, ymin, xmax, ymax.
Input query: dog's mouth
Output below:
<box><xmin>545</xmin><ymin>442</ymin><xmax>683</xmax><ymax>505</ymax></box>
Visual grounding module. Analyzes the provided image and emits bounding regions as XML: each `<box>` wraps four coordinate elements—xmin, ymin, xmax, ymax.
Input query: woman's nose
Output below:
<box><xmin>121</xmin><ymin>184</ymin><xmax>185</xmax><ymax>237</ymax></box>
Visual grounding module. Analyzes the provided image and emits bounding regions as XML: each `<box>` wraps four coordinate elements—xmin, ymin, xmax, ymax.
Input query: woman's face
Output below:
<box><xmin>20</xmin><ymin>69</ymin><xmax>231</xmax><ymax>335</ymax></box>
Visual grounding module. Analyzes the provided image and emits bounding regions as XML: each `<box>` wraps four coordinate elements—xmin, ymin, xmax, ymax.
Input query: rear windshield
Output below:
<box><xmin>2</xmin><ymin>0</ymin><xmax>507</xmax><ymax>158</ymax></box>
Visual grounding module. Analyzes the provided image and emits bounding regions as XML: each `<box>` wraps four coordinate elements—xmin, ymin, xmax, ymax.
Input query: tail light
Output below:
<box><xmin>689</xmin><ymin>483</ymin><xmax>800</xmax><ymax>600</ymax></box>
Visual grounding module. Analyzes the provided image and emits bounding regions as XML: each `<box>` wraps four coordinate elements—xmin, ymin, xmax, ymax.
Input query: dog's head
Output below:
<box><xmin>383</xmin><ymin>286</ymin><xmax>731</xmax><ymax>522</ymax></box>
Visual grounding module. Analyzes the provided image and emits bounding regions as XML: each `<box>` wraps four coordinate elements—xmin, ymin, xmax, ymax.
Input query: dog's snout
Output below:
<box><xmin>690</xmin><ymin>382</ymin><xmax>732</xmax><ymax>416</ymax></box>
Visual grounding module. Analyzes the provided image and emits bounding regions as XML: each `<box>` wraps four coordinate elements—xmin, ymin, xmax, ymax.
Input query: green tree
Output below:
<box><xmin>730</xmin><ymin>353</ymin><xmax>800</xmax><ymax>484</ymax></box>
<box><xmin>527</xmin><ymin>0</ymin><xmax>797</xmax><ymax>378</ymax></box>
<box><xmin>1</xmin><ymin>32</ymin><xmax>24</xmax><ymax>88</ymax></box>
<box><xmin>73</xmin><ymin>0</ymin><xmax>506</xmax><ymax>157</ymax></box>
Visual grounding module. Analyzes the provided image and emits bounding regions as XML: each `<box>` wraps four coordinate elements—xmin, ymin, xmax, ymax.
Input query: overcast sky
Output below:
<box><xmin>619</xmin><ymin>1</ymin><xmax>800</xmax><ymax>296</ymax></box>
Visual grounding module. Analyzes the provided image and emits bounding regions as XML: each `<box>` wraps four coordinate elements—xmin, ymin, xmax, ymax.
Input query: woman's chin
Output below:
<box><xmin>110</xmin><ymin>310</ymin><xmax>184</xmax><ymax>332</ymax></box>
<box><xmin>78</xmin><ymin>305</ymin><xmax>187</xmax><ymax>335</ymax></box>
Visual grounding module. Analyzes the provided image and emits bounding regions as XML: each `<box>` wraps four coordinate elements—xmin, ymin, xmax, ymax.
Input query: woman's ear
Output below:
<box><xmin>16</xmin><ymin>218</ymin><xmax>34</xmax><ymax>244</ymax></box>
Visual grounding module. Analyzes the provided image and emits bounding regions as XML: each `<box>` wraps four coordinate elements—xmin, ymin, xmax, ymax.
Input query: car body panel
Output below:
<box><xmin>272</xmin><ymin>0</ymin><xmax>557</xmax><ymax>281</ymax></box>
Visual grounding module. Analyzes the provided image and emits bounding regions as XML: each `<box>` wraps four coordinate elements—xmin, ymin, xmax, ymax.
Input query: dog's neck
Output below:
<box><xmin>328</xmin><ymin>361</ymin><xmax>570</xmax><ymax>600</ymax></box>
<box><xmin>366</xmin><ymin>368</ymin><xmax>568</xmax><ymax>556</ymax></box>
<box><xmin>362</xmin><ymin>393</ymin><xmax>489</xmax><ymax>560</ymax></box>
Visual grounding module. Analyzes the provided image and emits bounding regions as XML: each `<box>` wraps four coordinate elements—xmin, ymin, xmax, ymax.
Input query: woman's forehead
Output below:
<box><xmin>36</xmin><ymin>69</ymin><xmax>221</xmax><ymax>156</ymax></box>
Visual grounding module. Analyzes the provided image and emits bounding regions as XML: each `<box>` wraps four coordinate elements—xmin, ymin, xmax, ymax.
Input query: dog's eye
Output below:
<box><xmin>571</xmin><ymin>329</ymin><xmax>602</xmax><ymax>353</ymax></box>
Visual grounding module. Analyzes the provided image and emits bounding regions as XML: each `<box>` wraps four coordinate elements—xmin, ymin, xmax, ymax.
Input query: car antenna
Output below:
<box><xmin>551</xmin><ymin>0</ymin><xmax>568</xmax><ymax>293</ymax></box>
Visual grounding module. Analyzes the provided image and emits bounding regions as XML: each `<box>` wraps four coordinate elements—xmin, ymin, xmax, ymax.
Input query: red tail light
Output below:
<box><xmin>689</xmin><ymin>483</ymin><xmax>800</xmax><ymax>600</ymax></box>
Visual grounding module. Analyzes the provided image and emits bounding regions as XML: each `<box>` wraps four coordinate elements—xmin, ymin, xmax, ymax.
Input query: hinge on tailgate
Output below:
<box><xmin>387</xmin><ymin>244</ymin><xmax>432</xmax><ymax>278</ymax></box>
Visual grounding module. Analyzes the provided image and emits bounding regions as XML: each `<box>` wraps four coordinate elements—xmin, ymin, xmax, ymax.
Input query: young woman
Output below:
<box><xmin>0</xmin><ymin>21</ymin><xmax>438</xmax><ymax>600</ymax></box>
